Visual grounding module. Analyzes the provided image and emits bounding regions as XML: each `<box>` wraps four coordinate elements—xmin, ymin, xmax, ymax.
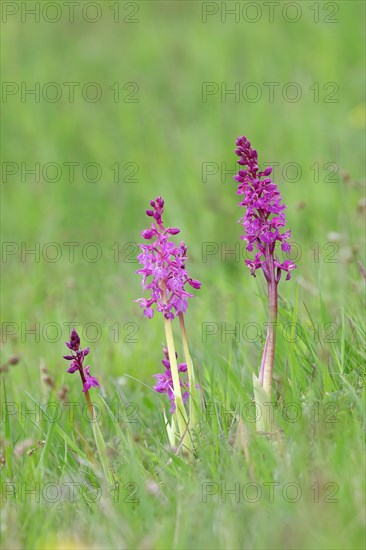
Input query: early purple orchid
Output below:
<box><xmin>234</xmin><ymin>136</ymin><xmax>296</xmax><ymax>398</ymax></box>
<box><xmin>63</xmin><ymin>328</ymin><xmax>100</xmax><ymax>393</ymax></box>
<box><xmin>62</xmin><ymin>329</ymin><xmax>111</xmax><ymax>481</ymax></box>
<box><xmin>136</xmin><ymin>197</ymin><xmax>201</xmax><ymax>447</ymax></box>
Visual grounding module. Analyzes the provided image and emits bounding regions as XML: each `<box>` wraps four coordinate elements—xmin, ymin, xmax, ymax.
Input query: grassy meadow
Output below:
<box><xmin>1</xmin><ymin>1</ymin><xmax>365</xmax><ymax>548</ymax></box>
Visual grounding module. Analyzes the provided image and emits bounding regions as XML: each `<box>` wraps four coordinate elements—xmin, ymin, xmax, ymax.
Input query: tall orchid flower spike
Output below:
<box><xmin>136</xmin><ymin>197</ymin><xmax>201</xmax><ymax>320</ymax></box>
<box><xmin>233</xmin><ymin>136</ymin><xmax>296</xmax><ymax>417</ymax></box>
<box><xmin>136</xmin><ymin>197</ymin><xmax>201</xmax><ymax>448</ymax></box>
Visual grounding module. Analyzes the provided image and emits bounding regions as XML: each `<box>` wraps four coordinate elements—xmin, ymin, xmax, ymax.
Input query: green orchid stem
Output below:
<box><xmin>255</xmin><ymin>248</ymin><xmax>278</xmax><ymax>433</ymax></box>
<box><xmin>178</xmin><ymin>312</ymin><xmax>199</xmax><ymax>432</ymax></box>
<box><xmin>83</xmin><ymin>384</ymin><xmax>113</xmax><ymax>485</ymax></box>
<box><xmin>83</xmin><ymin>389</ymin><xmax>95</xmax><ymax>420</ymax></box>
<box><xmin>162</xmin><ymin>285</ymin><xmax>191</xmax><ymax>449</ymax></box>
<box><xmin>262</xmin><ymin>279</ymin><xmax>278</xmax><ymax>395</ymax></box>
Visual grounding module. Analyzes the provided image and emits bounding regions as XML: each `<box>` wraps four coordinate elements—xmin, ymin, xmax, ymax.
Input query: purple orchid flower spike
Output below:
<box><xmin>233</xmin><ymin>136</ymin><xmax>297</xmax><ymax>398</ymax></box>
<box><xmin>136</xmin><ymin>197</ymin><xmax>201</xmax><ymax>320</ymax></box>
<box><xmin>62</xmin><ymin>330</ymin><xmax>110</xmax><ymax>482</ymax></box>
<box><xmin>63</xmin><ymin>329</ymin><xmax>100</xmax><ymax>394</ymax></box>
<box><xmin>234</xmin><ymin>136</ymin><xmax>296</xmax><ymax>284</ymax></box>
<box><xmin>136</xmin><ymin>197</ymin><xmax>201</xmax><ymax>447</ymax></box>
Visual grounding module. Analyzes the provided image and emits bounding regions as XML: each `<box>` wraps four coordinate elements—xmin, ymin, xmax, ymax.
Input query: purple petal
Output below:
<box><xmin>67</xmin><ymin>362</ymin><xmax>79</xmax><ymax>374</ymax></box>
<box><xmin>82</xmin><ymin>366</ymin><xmax>100</xmax><ymax>392</ymax></box>
<box><xmin>144</xmin><ymin>307</ymin><xmax>154</xmax><ymax>319</ymax></box>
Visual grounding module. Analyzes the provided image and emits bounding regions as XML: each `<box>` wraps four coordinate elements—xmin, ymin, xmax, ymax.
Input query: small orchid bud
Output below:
<box><xmin>141</xmin><ymin>229</ymin><xmax>155</xmax><ymax>239</ymax></box>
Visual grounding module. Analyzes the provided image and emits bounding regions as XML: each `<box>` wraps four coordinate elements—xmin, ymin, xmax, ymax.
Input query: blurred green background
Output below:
<box><xmin>1</xmin><ymin>1</ymin><xmax>365</xmax><ymax>549</ymax></box>
<box><xmin>2</xmin><ymin>0</ymin><xmax>364</xmax><ymax>374</ymax></box>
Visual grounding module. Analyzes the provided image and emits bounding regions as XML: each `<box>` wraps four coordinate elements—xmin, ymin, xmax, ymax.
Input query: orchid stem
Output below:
<box><xmin>178</xmin><ymin>312</ymin><xmax>199</xmax><ymax>433</ymax></box>
<box><xmin>162</xmin><ymin>285</ymin><xmax>190</xmax><ymax>448</ymax></box>
<box><xmin>80</xmin><ymin>374</ymin><xmax>112</xmax><ymax>483</ymax></box>
<box><xmin>255</xmin><ymin>249</ymin><xmax>278</xmax><ymax>433</ymax></box>
<box><xmin>84</xmin><ymin>389</ymin><xmax>95</xmax><ymax>421</ymax></box>
<box><xmin>262</xmin><ymin>251</ymin><xmax>278</xmax><ymax>396</ymax></box>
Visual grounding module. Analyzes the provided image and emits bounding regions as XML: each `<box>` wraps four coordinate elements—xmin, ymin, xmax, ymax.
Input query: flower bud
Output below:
<box><xmin>188</xmin><ymin>279</ymin><xmax>202</xmax><ymax>289</ymax></box>
<box><xmin>141</xmin><ymin>229</ymin><xmax>155</xmax><ymax>239</ymax></box>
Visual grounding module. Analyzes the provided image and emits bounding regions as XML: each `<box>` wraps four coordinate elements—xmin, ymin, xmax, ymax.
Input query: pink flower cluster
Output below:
<box><xmin>136</xmin><ymin>197</ymin><xmax>201</xmax><ymax>319</ymax></box>
<box><xmin>234</xmin><ymin>136</ymin><xmax>296</xmax><ymax>282</ymax></box>
<box><xmin>153</xmin><ymin>346</ymin><xmax>189</xmax><ymax>413</ymax></box>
